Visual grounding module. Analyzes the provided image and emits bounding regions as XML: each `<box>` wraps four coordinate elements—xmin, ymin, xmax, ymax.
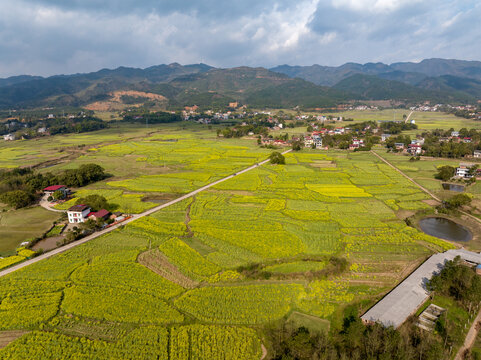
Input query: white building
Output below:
<box><xmin>456</xmin><ymin>164</ymin><xmax>474</xmax><ymax>179</ymax></box>
<box><xmin>3</xmin><ymin>134</ymin><xmax>15</xmax><ymax>141</ymax></box>
<box><xmin>67</xmin><ymin>205</ymin><xmax>91</xmax><ymax>224</ymax></box>
<box><xmin>473</xmin><ymin>150</ymin><xmax>481</xmax><ymax>158</ymax></box>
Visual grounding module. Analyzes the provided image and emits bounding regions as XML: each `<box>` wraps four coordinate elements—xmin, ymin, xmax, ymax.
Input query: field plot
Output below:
<box><xmin>0</xmin><ymin>207</ymin><xmax>60</xmax><ymax>256</ymax></box>
<box><xmin>0</xmin><ymin>148</ymin><xmax>456</xmax><ymax>359</ymax></box>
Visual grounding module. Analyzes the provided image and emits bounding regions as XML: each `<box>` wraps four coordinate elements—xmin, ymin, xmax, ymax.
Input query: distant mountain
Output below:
<box><xmin>390</xmin><ymin>59</ymin><xmax>481</xmax><ymax>79</ymax></box>
<box><xmin>0</xmin><ymin>75</ymin><xmax>43</xmax><ymax>88</ymax></box>
<box><xmin>0</xmin><ymin>59</ymin><xmax>479</xmax><ymax>110</ymax></box>
<box><xmin>0</xmin><ymin>63</ymin><xmax>213</xmax><ymax>108</ymax></box>
<box><xmin>416</xmin><ymin>75</ymin><xmax>481</xmax><ymax>99</ymax></box>
<box><xmin>332</xmin><ymin>74</ymin><xmax>474</xmax><ymax>103</ymax></box>
<box><xmin>271</xmin><ymin>59</ymin><xmax>481</xmax><ymax>86</ymax></box>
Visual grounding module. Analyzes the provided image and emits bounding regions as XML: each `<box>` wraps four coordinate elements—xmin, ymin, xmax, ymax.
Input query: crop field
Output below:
<box><xmin>328</xmin><ymin>110</ymin><xmax>481</xmax><ymax>132</ymax></box>
<box><xmin>0</xmin><ymin>207</ymin><xmax>60</xmax><ymax>256</ymax></box>
<box><xmin>0</xmin><ymin>143</ymin><xmax>458</xmax><ymax>358</ymax></box>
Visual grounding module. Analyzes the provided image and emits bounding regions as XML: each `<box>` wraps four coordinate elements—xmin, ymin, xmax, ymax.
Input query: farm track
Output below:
<box><xmin>455</xmin><ymin>309</ymin><xmax>481</xmax><ymax>360</ymax></box>
<box><xmin>371</xmin><ymin>150</ymin><xmax>481</xmax><ymax>226</ymax></box>
<box><xmin>0</xmin><ymin>149</ymin><xmax>292</xmax><ymax>278</ymax></box>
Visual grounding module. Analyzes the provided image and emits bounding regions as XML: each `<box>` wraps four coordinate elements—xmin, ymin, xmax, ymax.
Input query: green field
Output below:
<box><xmin>328</xmin><ymin>110</ymin><xmax>481</xmax><ymax>132</ymax></box>
<box><xmin>0</xmin><ymin>120</ymin><xmax>472</xmax><ymax>358</ymax></box>
<box><xmin>0</xmin><ymin>207</ymin><xmax>60</xmax><ymax>256</ymax></box>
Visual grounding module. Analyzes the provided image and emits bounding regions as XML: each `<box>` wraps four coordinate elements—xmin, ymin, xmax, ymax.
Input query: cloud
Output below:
<box><xmin>0</xmin><ymin>0</ymin><xmax>479</xmax><ymax>77</ymax></box>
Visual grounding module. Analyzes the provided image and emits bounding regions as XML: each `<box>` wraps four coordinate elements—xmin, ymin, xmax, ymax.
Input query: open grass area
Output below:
<box><xmin>0</xmin><ymin>207</ymin><xmax>60</xmax><ymax>256</ymax></box>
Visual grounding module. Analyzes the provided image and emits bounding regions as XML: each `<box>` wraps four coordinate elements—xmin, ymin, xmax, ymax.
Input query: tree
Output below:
<box><xmin>444</xmin><ymin>193</ymin><xmax>472</xmax><ymax>209</ymax></box>
<box><xmin>269</xmin><ymin>151</ymin><xmax>285</xmax><ymax>165</ymax></box>
<box><xmin>75</xmin><ymin>194</ymin><xmax>109</xmax><ymax>212</ymax></box>
<box><xmin>292</xmin><ymin>141</ymin><xmax>302</xmax><ymax>151</ymax></box>
<box><xmin>52</xmin><ymin>190</ymin><xmax>65</xmax><ymax>200</ymax></box>
<box><xmin>0</xmin><ymin>190</ymin><xmax>33</xmax><ymax>209</ymax></box>
<box><xmin>435</xmin><ymin>165</ymin><xmax>456</xmax><ymax>181</ymax></box>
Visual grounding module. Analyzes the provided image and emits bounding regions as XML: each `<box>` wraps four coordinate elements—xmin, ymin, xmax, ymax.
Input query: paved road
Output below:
<box><xmin>0</xmin><ymin>149</ymin><xmax>292</xmax><ymax>278</ymax></box>
<box><xmin>455</xmin><ymin>309</ymin><xmax>481</xmax><ymax>360</ymax></box>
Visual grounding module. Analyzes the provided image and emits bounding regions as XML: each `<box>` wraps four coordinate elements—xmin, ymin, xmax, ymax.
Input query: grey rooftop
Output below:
<box><xmin>361</xmin><ymin>249</ymin><xmax>481</xmax><ymax>328</ymax></box>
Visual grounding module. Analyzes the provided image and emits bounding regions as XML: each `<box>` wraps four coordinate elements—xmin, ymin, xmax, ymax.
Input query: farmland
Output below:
<box><xmin>0</xmin><ymin>123</ymin><xmax>457</xmax><ymax>358</ymax></box>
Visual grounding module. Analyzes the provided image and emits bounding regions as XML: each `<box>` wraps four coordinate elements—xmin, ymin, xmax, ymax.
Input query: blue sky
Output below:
<box><xmin>0</xmin><ymin>0</ymin><xmax>479</xmax><ymax>77</ymax></box>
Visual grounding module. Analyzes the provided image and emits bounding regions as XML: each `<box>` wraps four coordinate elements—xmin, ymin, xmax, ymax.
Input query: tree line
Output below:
<box><xmin>0</xmin><ymin>164</ymin><xmax>106</xmax><ymax>209</ymax></box>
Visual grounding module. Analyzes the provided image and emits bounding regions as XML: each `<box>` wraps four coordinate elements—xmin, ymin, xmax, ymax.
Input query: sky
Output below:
<box><xmin>0</xmin><ymin>0</ymin><xmax>480</xmax><ymax>77</ymax></box>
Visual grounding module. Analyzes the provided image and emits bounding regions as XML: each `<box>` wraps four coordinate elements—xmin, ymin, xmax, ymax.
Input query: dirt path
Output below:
<box><xmin>260</xmin><ymin>344</ymin><xmax>267</xmax><ymax>360</ymax></box>
<box><xmin>404</xmin><ymin>110</ymin><xmax>414</xmax><ymax>124</ymax></box>
<box><xmin>455</xmin><ymin>309</ymin><xmax>481</xmax><ymax>360</ymax></box>
<box><xmin>0</xmin><ymin>149</ymin><xmax>292</xmax><ymax>278</ymax></box>
<box><xmin>371</xmin><ymin>151</ymin><xmax>481</xmax><ymax>226</ymax></box>
<box><xmin>39</xmin><ymin>195</ymin><xmax>66</xmax><ymax>213</ymax></box>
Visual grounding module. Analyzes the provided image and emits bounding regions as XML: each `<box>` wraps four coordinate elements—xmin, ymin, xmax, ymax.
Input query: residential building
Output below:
<box><xmin>314</xmin><ymin>137</ymin><xmax>323</xmax><ymax>149</ymax></box>
<box><xmin>43</xmin><ymin>185</ymin><xmax>68</xmax><ymax>197</ymax></box>
<box><xmin>88</xmin><ymin>209</ymin><xmax>111</xmax><ymax>221</ymax></box>
<box><xmin>3</xmin><ymin>134</ymin><xmax>15</xmax><ymax>141</ymax></box>
<box><xmin>456</xmin><ymin>163</ymin><xmax>475</xmax><ymax>179</ymax></box>
<box><xmin>67</xmin><ymin>205</ymin><xmax>91</xmax><ymax>224</ymax></box>
<box><xmin>408</xmin><ymin>144</ymin><xmax>422</xmax><ymax>155</ymax></box>
<box><xmin>394</xmin><ymin>143</ymin><xmax>405</xmax><ymax>150</ymax></box>
<box><xmin>473</xmin><ymin>150</ymin><xmax>481</xmax><ymax>158</ymax></box>
<box><xmin>451</xmin><ymin>131</ymin><xmax>459</xmax><ymax>137</ymax></box>
<box><xmin>381</xmin><ymin>134</ymin><xmax>391</xmax><ymax>142</ymax></box>
<box><xmin>304</xmin><ymin>136</ymin><xmax>314</xmax><ymax>147</ymax></box>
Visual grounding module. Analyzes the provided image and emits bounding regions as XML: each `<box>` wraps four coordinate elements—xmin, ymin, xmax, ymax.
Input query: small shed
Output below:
<box><xmin>476</xmin><ymin>264</ymin><xmax>481</xmax><ymax>275</ymax></box>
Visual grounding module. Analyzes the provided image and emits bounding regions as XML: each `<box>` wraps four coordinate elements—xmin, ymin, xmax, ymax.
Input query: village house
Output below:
<box><xmin>463</xmin><ymin>137</ymin><xmax>472</xmax><ymax>143</ymax></box>
<box><xmin>473</xmin><ymin>150</ymin><xmax>481</xmax><ymax>158</ymax></box>
<box><xmin>381</xmin><ymin>134</ymin><xmax>391</xmax><ymax>142</ymax></box>
<box><xmin>394</xmin><ymin>143</ymin><xmax>405</xmax><ymax>150</ymax></box>
<box><xmin>3</xmin><ymin>134</ymin><xmax>15</xmax><ymax>141</ymax></box>
<box><xmin>67</xmin><ymin>205</ymin><xmax>91</xmax><ymax>224</ymax></box>
<box><xmin>88</xmin><ymin>209</ymin><xmax>111</xmax><ymax>221</ymax></box>
<box><xmin>304</xmin><ymin>136</ymin><xmax>314</xmax><ymax>147</ymax></box>
<box><xmin>451</xmin><ymin>131</ymin><xmax>459</xmax><ymax>137</ymax></box>
<box><xmin>456</xmin><ymin>163</ymin><xmax>475</xmax><ymax>179</ymax></box>
<box><xmin>407</xmin><ymin>144</ymin><xmax>422</xmax><ymax>156</ymax></box>
<box><xmin>43</xmin><ymin>185</ymin><xmax>69</xmax><ymax>197</ymax></box>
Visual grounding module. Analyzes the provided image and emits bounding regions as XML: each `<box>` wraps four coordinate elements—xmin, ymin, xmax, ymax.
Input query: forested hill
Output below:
<box><xmin>0</xmin><ymin>59</ymin><xmax>480</xmax><ymax>110</ymax></box>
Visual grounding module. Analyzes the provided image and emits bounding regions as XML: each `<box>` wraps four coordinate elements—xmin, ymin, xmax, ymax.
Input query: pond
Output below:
<box><xmin>419</xmin><ymin>217</ymin><xmax>473</xmax><ymax>242</ymax></box>
<box><xmin>442</xmin><ymin>183</ymin><xmax>465</xmax><ymax>192</ymax></box>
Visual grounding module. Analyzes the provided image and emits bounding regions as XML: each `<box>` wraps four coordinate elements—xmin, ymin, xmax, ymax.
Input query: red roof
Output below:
<box><xmin>43</xmin><ymin>185</ymin><xmax>66</xmax><ymax>191</ymax></box>
<box><xmin>92</xmin><ymin>209</ymin><xmax>111</xmax><ymax>219</ymax></box>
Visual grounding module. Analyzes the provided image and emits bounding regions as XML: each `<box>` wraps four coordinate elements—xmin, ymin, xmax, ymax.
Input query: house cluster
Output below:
<box><xmin>303</xmin><ymin>132</ymin><xmax>323</xmax><ymax>148</ymax></box>
<box><xmin>437</xmin><ymin>131</ymin><xmax>474</xmax><ymax>144</ymax></box>
<box><xmin>455</xmin><ymin>163</ymin><xmax>481</xmax><ymax>179</ymax></box>
<box><xmin>67</xmin><ymin>204</ymin><xmax>125</xmax><ymax>224</ymax></box>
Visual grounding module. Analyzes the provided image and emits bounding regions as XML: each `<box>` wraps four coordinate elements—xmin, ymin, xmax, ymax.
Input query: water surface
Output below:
<box><xmin>419</xmin><ymin>217</ymin><xmax>472</xmax><ymax>242</ymax></box>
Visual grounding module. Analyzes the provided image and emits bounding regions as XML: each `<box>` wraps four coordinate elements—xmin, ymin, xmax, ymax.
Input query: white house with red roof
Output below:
<box><xmin>43</xmin><ymin>185</ymin><xmax>69</xmax><ymax>196</ymax></box>
<box><xmin>67</xmin><ymin>204</ymin><xmax>91</xmax><ymax>223</ymax></box>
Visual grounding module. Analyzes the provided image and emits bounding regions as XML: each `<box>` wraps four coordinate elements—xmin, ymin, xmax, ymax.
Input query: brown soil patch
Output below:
<box><xmin>32</xmin><ymin>236</ymin><xmax>64</xmax><ymax>252</ymax></box>
<box><xmin>85</xmin><ymin>91</ymin><xmax>167</xmax><ymax>111</ymax></box>
<box><xmin>396</xmin><ymin>209</ymin><xmax>416</xmax><ymax>220</ymax></box>
<box><xmin>310</xmin><ymin>161</ymin><xmax>337</xmax><ymax>168</ymax></box>
<box><xmin>138</xmin><ymin>249</ymin><xmax>198</xmax><ymax>289</ymax></box>
<box><xmin>0</xmin><ymin>331</ymin><xmax>28</xmax><ymax>348</ymax></box>
<box><xmin>423</xmin><ymin>199</ymin><xmax>440</xmax><ymax>206</ymax></box>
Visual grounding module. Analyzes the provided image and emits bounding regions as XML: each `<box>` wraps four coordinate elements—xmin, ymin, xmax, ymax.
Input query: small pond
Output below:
<box><xmin>419</xmin><ymin>217</ymin><xmax>473</xmax><ymax>242</ymax></box>
<box><xmin>442</xmin><ymin>183</ymin><xmax>465</xmax><ymax>192</ymax></box>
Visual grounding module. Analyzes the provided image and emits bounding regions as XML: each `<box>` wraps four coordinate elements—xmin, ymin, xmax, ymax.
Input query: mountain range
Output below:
<box><xmin>0</xmin><ymin>58</ymin><xmax>480</xmax><ymax>110</ymax></box>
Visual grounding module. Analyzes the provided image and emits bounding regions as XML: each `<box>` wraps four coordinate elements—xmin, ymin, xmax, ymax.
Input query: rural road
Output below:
<box><xmin>370</xmin><ymin>150</ymin><xmax>441</xmax><ymax>201</ymax></box>
<box><xmin>404</xmin><ymin>110</ymin><xmax>414</xmax><ymax>124</ymax></box>
<box><xmin>39</xmin><ymin>195</ymin><xmax>66</xmax><ymax>213</ymax></box>
<box><xmin>455</xmin><ymin>309</ymin><xmax>481</xmax><ymax>360</ymax></box>
<box><xmin>0</xmin><ymin>149</ymin><xmax>292</xmax><ymax>278</ymax></box>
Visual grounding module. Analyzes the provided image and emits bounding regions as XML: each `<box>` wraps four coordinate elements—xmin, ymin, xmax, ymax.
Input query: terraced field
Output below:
<box><xmin>0</xmin><ymin>140</ymin><xmax>455</xmax><ymax>358</ymax></box>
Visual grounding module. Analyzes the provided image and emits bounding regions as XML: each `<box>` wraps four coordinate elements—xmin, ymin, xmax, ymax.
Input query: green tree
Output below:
<box><xmin>52</xmin><ymin>190</ymin><xmax>65</xmax><ymax>200</ymax></box>
<box><xmin>269</xmin><ymin>151</ymin><xmax>285</xmax><ymax>165</ymax></box>
<box><xmin>0</xmin><ymin>190</ymin><xmax>33</xmax><ymax>209</ymax></box>
<box><xmin>435</xmin><ymin>165</ymin><xmax>456</xmax><ymax>181</ymax></box>
<box><xmin>75</xmin><ymin>194</ymin><xmax>109</xmax><ymax>212</ymax></box>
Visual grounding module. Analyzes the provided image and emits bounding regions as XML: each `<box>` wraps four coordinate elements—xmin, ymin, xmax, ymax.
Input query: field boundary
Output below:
<box><xmin>0</xmin><ymin>149</ymin><xmax>291</xmax><ymax>278</ymax></box>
